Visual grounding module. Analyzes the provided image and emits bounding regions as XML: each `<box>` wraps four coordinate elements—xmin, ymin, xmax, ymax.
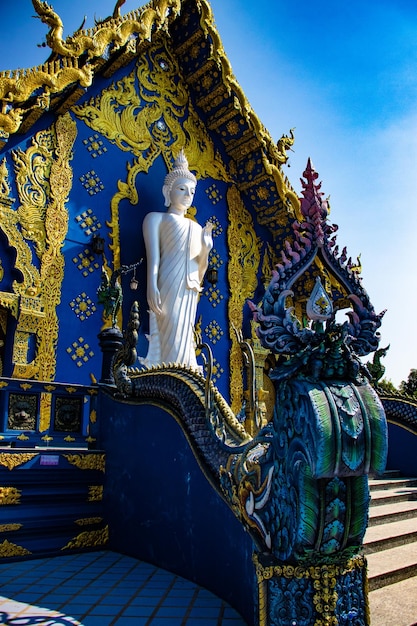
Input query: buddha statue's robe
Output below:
<box><xmin>142</xmin><ymin>213</ymin><xmax>203</xmax><ymax>369</ymax></box>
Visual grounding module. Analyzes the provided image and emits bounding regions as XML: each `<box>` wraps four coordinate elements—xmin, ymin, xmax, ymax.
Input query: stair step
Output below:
<box><xmin>364</xmin><ymin>518</ymin><xmax>417</xmax><ymax>553</ymax></box>
<box><xmin>379</xmin><ymin>469</ymin><xmax>402</xmax><ymax>479</ymax></box>
<box><xmin>369</xmin><ymin>575</ymin><xmax>417</xmax><ymax>626</ymax></box>
<box><xmin>369</xmin><ymin>477</ymin><xmax>417</xmax><ymax>492</ymax></box>
<box><xmin>370</xmin><ymin>485</ymin><xmax>417</xmax><ymax>507</ymax></box>
<box><xmin>367</xmin><ymin>542</ymin><xmax>417</xmax><ymax>590</ymax></box>
<box><xmin>368</xmin><ymin>499</ymin><xmax>417</xmax><ymax>526</ymax></box>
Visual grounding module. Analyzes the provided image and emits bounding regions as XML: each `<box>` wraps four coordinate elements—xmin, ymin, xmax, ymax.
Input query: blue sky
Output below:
<box><xmin>1</xmin><ymin>0</ymin><xmax>417</xmax><ymax>386</ymax></box>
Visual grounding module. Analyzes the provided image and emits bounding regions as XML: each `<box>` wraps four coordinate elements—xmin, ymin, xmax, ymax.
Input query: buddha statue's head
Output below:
<box><xmin>162</xmin><ymin>149</ymin><xmax>197</xmax><ymax>207</ymax></box>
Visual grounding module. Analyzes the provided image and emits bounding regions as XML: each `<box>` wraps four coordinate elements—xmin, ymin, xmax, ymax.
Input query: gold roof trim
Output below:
<box><xmin>0</xmin><ymin>0</ymin><xmax>299</xmax><ymax>216</ymax></box>
<box><xmin>0</xmin><ymin>0</ymin><xmax>181</xmax><ymax>142</ymax></box>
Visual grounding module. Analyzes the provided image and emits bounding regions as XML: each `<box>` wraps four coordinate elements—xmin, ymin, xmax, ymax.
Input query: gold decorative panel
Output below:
<box><xmin>227</xmin><ymin>186</ymin><xmax>261</xmax><ymax>414</ymax></box>
<box><xmin>0</xmin><ymin>454</ymin><xmax>38</xmax><ymax>471</ymax></box>
<box><xmin>66</xmin><ymin>337</ymin><xmax>95</xmax><ymax>368</ymax></box>
<box><xmin>69</xmin><ymin>293</ymin><xmax>97</xmax><ymax>321</ymax></box>
<box><xmin>72</xmin><ymin>249</ymin><xmax>100</xmax><ymax>277</ymax></box>
<box><xmin>88</xmin><ymin>486</ymin><xmax>103</xmax><ymax>502</ymax></box>
<box><xmin>75</xmin><ymin>208</ymin><xmax>102</xmax><ymax>236</ymax></box>
<box><xmin>63</xmin><ymin>453</ymin><xmax>105</xmax><ymax>472</ymax></box>
<box><xmin>62</xmin><ymin>525</ymin><xmax>109</xmax><ymax>550</ymax></box>
<box><xmin>83</xmin><ymin>134</ymin><xmax>108</xmax><ymax>158</ymax></box>
<box><xmin>0</xmin><ymin>539</ymin><xmax>31</xmax><ymax>557</ymax></box>
<box><xmin>0</xmin><ymin>487</ymin><xmax>22</xmax><ymax>504</ymax></box>
<box><xmin>79</xmin><ymin>170</ymin><xmax>105</xmax><ymax>196</ymax></box>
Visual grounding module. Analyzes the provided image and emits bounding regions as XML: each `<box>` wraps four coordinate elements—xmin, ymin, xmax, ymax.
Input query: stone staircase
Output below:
<box><xmin>366</xmin><ymin>471</ymin><xmax>417</xmax><ymax>626</ymax></box>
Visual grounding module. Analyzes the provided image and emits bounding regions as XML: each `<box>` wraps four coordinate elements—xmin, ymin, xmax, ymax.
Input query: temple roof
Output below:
<box><xmin>0</xmin><ymin>0</ymin><xmax>299</xmax><ymax>223</ymax></box>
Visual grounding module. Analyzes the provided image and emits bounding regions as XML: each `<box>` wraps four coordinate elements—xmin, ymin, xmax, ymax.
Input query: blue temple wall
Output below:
<box><xmin>386</xmin><ymin>422</ymin><xmax>417</xmax><ymax>477</ymax></box>
<box><xmin>0</xmin><ymin>40</ymin><xmax>271</xmax><ymax>407</ymax></box>
<box><xmin>98</xmin><ymin>391</ymin><xmax>255</xmax><ymax>625</ymax></box>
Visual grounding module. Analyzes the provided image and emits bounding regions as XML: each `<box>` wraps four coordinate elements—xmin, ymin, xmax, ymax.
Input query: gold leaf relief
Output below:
<box><xmin>73</xmin><ymin>40</ymin><xmax>229</xmax><ymax>182</ymax></box>
<box><xmin>0</xmin><ymin>205</ymin><xmax>41</xmax><ymax>297</ymax></box>
<box><xmin>88</xmin><ymin>485</ymin><xmax>103</xmax><ymax>502</ymax></box>
<box><xmin>0</xmin><ymin>454</ymin><xmax>38</xmax><ymax>471</ymax></box>
<box><xmin>75</xmin><ymin>517</ymin><xmax>103</xmax><ymax>526</ymax></box>
<box><xmin>12</xmin><ymin>131</ymin><xmax>54</xmax><ymax>258</ymax></box>
<box><xmin>35</xmin><ymin>113</ymin><xmax>77</xmax><ymax>381</ymax></box>
<box><xmin>61</xmin><ymin>525</ymin><xmax>109</xmax><ymax>550</ymax></box>
<box><xmin>64</xmin><ymin>453</ymin><xmax>105</xmax><ymax>472</ymax></box>
<box><xmin>108</xmin><ymin>151</ymin><xmax>160</xmax><ymax>280</ymax></box>
<box><xmin>39</xmin><ymin>392</ymin><xmax>52</xmax><ymax>433</ymax></box>
<box><xmin>0</xmin><ymin>487</ymin><xmax>22</xmax><ymax>505</ymax></box>
<box><xmin>227</xmin><ymin>186</ymin><xmax>261</xmax><ymax>413</ymax></box>
<box><xmin>0</xmin><ymin>523</ymin><xmax>22</xmax><ymax>532</ymax></box>
<box><xmin>0</xmin><ymin>539</ymin><xmax>31</xmax><ymax>557</ymax></box>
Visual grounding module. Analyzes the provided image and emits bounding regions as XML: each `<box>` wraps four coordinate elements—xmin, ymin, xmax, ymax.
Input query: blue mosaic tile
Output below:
<box><xmin>120</xmin><ymin>604</ymin><xmax>155</xmax><ymax>617</ymax></box>
<box><xmin>156</xmin><ymin>606</ymin><xmax>189</xmax><ymax>618</ymax></box>
<box><xmin>112</xmin><ymin>618</ymin><xmax>148</xmax><ymax>625</ymax></box>
<box><xmin>182</xmin><ymin>616</ymin><xmax>219</xmax><ymax>626</ymax></box>
<box><xmin>87</xmin><ymin>604</ymin><xmax>122</xmax><ymax>616</ymax></box>
<box><xmin>189</xmin><ymin>606</ymin><xmax>221</xmax><ymax>618</ymax></box>
<box><xmin>82</xmin><ymin>617</ymin><xmax>115</xmax><ymax>626</ymax></box>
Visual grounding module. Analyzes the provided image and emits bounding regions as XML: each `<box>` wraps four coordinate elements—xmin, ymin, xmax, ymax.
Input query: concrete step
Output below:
<box><xmin>369</xmin><ymin>575</ymin><xmax>417</xmax><ymax>626</ymax></box>
<box><xmin>364</xmin><ymin>518</ymin><xmax>417</xmax><ymax>553</ymax></box>
<box><xmin>366</xmin><ymin>541</ymin><xmax>417</xmax><ymax>591</ymax></box>
<box><xmin>369</xmin><ymin>477</ymin><xmax>417</xmax><ymax>492</ymax></box>
<box><xmin>367</xmin><ymin>472</ymin><xmax>417</xmax><ymax>623</ymax></box>
<box><xmin>368</xmin><ymin>499</ymin><xmax>417</xmax><ymax>526</ymax></box>
<box><xmin>370</xmin><ymin>485</ymin><xmax>417</xmax><ymax>507</ymax></box>
<box><xmin>377</xmin><ymin>469</ymin><xmax>402</xmax><ymax>479</ymax></box>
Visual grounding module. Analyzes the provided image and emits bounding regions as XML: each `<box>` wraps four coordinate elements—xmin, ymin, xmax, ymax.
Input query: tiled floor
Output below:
<box><xmin>0</xmin><ymin>550</ymin><xmax>248</xmax><ymax>625</ymax></box>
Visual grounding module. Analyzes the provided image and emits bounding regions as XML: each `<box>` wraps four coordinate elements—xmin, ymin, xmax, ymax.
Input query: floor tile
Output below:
<box><xmin>0</xmin><ymin>551</ymin><xmax>248</xmax><ymax>625</ymax></box>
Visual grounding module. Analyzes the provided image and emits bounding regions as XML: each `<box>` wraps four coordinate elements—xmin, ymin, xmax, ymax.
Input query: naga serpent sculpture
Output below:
<box><xmin>111</xmin><ymin>161</ymin><xmax>388</xmax><ymax>625</ymax></box>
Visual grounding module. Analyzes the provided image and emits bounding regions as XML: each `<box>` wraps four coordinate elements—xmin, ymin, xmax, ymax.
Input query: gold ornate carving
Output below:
<box><xmin>276</xmin><ymin>128</ymin><xmax>295</xmax><ymax>164</ymax></box>
<box><xmin>36</xmin><ymin>113</ymin><xmax>77</xmax><ymax>381</ymax></box>
<box><xmin>0</xmin><ymin>155</ymin><xmax>41</xmax><ymax>297</ymax></box>
<box><xmin>0</xmin><ymin>487</ymin><xmax>22</xmax><ymax>504</ymax></box>
<box><xmin>0</xmin><ymin>292</ymin><xmax>18</xmax><ymax>318</ymax></box>
<box><xmin>13</xmin><ymin>130</ymin><xmax>54</xmax><ymax>258</ymax></box>
<box><xmin>2</xmin><ymin>116</ymin><xmax>75</xmax><ymax>378</ymax></box>
<box><xmin>12</xmin><ymin>332</ymin><xmax>32</xmax><ymax>370</ymax></box>
<box><xmin>0</xmin><ymin>158</ymin><xmax>12</xmax><ymax>200</ymax></box>
<box><xmin>39</xmin><ymin>392</ymin><xmax>52</xmax><ymax>432</ymax></box>
<box><xmin>75</xmin><ymin>517</ymin><xmax>103</xmax><ymax>526</ymax></box>
<box><xmin>33</xmin><ymin>0</ymin><xmax>180</xmax><ymax>61</ymax></box>
<box><xmin>0</xmin><ymin>523</ymin><xmax>22</xmax><ymax>532</ymax></box>
<box><xmin>227</xmin><ymin>186</ymin><xmax>261</xmax><ymax>413</ymax></box>
<box><xmin>253</xmin><ymin>552</ymin><xmax>366</xmax><ymax>626</ymax></box>
<box><xmin>0</xmin><ymin>0</ymin><xmax>183</xmax><ymax>139</ymax></box>
<box><xmin>74</xmin><ymin>41</ymin><xmax>228</xmax><ymax>328</ymax></box>
<box><xmin>62</xmin><ymin>525</ymin><xmax>109</xmax><ymax>550</ymax></box>
<box><xmin>88</xmin><ymin>486</ymin><xmax>103</xmax><ymax>502</ymax></box>
<box><xmin>106</xmin><ymin>152</ymin><xmax>159</xmax><ymax>327</ymax></box>
<box><xmin>0</xmin><ymin>454</ymin><xmax>38</xmax><ymax>471</ymax></box>
<box><xmin>73</xmin><ymin>41</ymin><xmax>229</xmax><ymax>182</ymax></box>
<box><xmin>0</xmin><ymin>539</ymin><xmax>31</xmax><ymax>557</ymax></box>
<box><xmin>64</xmin><ymin>453</ymin><xmax>105</xmax><ymax>472</ymax></box>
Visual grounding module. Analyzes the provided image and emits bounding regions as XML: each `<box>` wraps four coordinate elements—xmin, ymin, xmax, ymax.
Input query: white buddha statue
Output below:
<box><xmin>141</xmin><ymin>150</ymin><xmax>214</xmax><ymax>370</ymax></box>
